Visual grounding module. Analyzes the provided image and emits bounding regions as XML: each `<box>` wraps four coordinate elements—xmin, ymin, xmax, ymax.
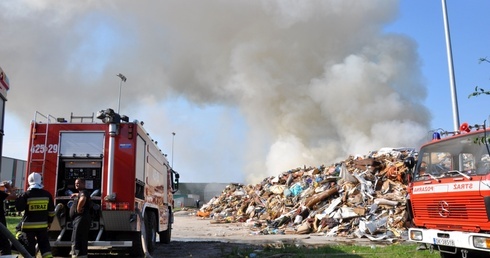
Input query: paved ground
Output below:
<box><xmin>35</xmin><ymin>209</ymin><xmax>396</xmax><ymax>257</ymax></box>
<box><xmin>153</xmin><ymin>210</ymin><xmax>385</xmax><ymax>258</ymax></box>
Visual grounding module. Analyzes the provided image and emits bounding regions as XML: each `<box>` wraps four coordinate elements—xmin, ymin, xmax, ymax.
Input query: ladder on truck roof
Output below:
<box><xmin>28</xmin><ymin>111</ymin><xmax>57</xmax><ymax>178</ymax></box>
<box><xmin>69</xmin><ymin>112</ymin><xmax>94</xmax><ymax>123</ymax></box>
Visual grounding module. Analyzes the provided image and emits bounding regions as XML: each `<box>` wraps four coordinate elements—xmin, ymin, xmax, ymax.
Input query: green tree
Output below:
<box><xmin>468</xmin><ymin>57</ymin><xmax>489</xmax><ymax>98</ymax></box>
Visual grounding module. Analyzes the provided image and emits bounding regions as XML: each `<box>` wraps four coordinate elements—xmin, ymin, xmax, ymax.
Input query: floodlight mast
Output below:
<box><xmin>116</xmin><ymin>73</ymin><xmax>127</xmax><ymax>114</ymax></box>
<box><xmin>172</xmin><ymin>132</ymin><xmax>175</xmax><ymax>168</ymax></box>
<box><xmin>441</xmin><ymin>0</ymin><xmax>460</xmax><ymax>131</ymax></box>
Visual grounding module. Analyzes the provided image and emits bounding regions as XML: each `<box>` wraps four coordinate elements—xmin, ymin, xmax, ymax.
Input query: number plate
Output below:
<box><xmin>433</xmin><ymin>238</ymin><xmax>455</xmax><ymax>246</ymax></box>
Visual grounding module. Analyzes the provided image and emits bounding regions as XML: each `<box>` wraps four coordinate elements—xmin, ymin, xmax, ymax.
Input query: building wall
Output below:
<box><xmin>174</xmin><ymin>182</ymin><xmax>231</xmax><ymax>208</ymax></box>
<box><xmin>0</xmin><ymin>156</ymin><xmax>26</xmax><ymax>189</ymax></box>
<box><xmin>176</xmin><ymin>182</ymin><xmax>229</xmax><ymax>203</ymax></box>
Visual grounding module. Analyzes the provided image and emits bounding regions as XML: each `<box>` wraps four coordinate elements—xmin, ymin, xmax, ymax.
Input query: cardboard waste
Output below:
<box><xmin>197</xmin><ymin>147</ymin><xmax>416</xmax><ymax>242</ymax></box>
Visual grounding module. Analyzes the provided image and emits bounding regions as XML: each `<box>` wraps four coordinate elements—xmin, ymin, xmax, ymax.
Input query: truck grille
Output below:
<box><xmin>412</xmin><ymin>196</ymin><xmax>488</xmax><ymax>222</ymax></box>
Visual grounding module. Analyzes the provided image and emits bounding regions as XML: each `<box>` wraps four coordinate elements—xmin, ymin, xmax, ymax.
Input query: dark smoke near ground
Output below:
<box><xmin>0</xmin><ymin>0</ymin><xmax>430</xmax><ymax>183</ymax></box>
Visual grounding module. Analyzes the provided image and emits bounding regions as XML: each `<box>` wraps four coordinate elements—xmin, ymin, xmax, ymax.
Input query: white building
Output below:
<box><xmin>0</xmin><ymin>156</ymin><xmax>26</xmax><ymax>190</ymax></box>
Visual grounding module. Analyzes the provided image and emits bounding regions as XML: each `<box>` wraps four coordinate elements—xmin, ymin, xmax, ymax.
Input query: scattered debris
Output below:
<box><xmin>197</xmin><ymin>148</ymin><xmax>416</xmax><ymax>242</ymax></box>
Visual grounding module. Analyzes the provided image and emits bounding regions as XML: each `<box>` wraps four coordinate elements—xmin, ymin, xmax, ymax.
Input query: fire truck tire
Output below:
<box><xmin>130</xmin><ymin>233</ymin><xmax>144</xmax><ymax>257</ymax></box>
<box><xmin>145</xmin><ymin>211</ymin><xmax>157</xmax><ymax>253</ymax></box>
<box><xmin>440</xmin><ymin>250</ymin><xmax>488</xmax><ymax>258</ymax></box>
<box><xmin>159</xmin><ymin>223</ymin><xmax>171</xmax><ymax>244</ymax></box>
<box><xmin>159</xmin><ymin>209</ymin><xmax>172</xmax><ymax>244</ymax></box>
<box><xmin>51</xmin><ymin>247</ymin><xmax>70</xmax><ymax>257</ymax></box>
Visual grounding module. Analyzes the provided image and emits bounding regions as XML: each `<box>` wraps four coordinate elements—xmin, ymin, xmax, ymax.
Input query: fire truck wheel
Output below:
<box><xmin>159</xmin><ymin>221</ymin><xmax>172</xmax><ymax>244</ymax></box>
<box><xmin>130</xmin><ymin>233</ymin><xmax>144</xmax><ymax>257</ymax></box>
<box><xmin>440</xmin><ymin>250</ymin><xmax>488</xmax><ymax>258</ymax></box>
<box><xmin>51</xmin><ymin>247</ymin><xmax>70</xmax><ymax>257</ymax></box>
<box><xmin>159</xmin><ymin>226</ymin><xmax>171</xmax><ymax>244</ymax></box>
<box><xmin>145</xmin><ymin>211</ymin><xmax>157</xmax><ymax>253</ymax></box>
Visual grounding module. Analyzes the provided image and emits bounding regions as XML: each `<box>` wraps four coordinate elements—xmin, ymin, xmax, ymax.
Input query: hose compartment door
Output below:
<box><xmin>59</xmin><ymin>132</ymin><xmax>105</xmax><ymax>158</ymax></box>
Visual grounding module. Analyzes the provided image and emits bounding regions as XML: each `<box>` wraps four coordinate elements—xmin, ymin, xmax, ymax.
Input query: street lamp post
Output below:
<box><xmin>116</xmin><ymin>73</ymin><xmax>127</xmax><ymax>114</ymax></box>
<box><xmin>172</xmin><ymin>132</ymin><xmax>175</xmax><ymax>168</ymax></box>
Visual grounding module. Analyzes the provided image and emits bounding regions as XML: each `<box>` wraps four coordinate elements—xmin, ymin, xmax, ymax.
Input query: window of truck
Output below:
<box><xmin>415</xmin><ymin>132</ymin><xmax>490</xmax><ymax>180</ymax></box>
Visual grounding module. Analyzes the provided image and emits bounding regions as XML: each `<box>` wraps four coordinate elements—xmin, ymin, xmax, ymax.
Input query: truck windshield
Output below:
<box><xmin>415</xmin><ymin>132</ymin><xmax>490</xmax><ymax>180</ymax></box>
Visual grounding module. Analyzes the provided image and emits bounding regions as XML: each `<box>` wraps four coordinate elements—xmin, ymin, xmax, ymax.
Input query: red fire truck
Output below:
<box><xmin>24</xmin><ymin>108</ymin><xmax>179</xmax><ymax>256</ymax></box>
<box><xmin>407</xmin><ymin>122</ymin><xmax>490</xmax><ymax>257</ymax></box>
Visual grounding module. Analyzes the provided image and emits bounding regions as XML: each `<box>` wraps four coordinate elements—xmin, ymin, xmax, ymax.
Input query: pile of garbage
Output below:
<box><xmin>197</xmin><ymin>147</ymin><xmax>416</xmax><ymax>242</ymax></box>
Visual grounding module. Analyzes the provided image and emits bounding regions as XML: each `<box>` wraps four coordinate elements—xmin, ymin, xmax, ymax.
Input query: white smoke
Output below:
<box><xmin>0</xmin><ymin>0</ymin><xmax>430</xmax><ymax>184</ymax></box>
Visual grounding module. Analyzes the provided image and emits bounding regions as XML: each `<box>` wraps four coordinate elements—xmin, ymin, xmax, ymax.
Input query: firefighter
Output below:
<box><xmin>0</xmin><ymin>180</ymin><xmax>18</xmax><ymax>255</ymax></box>
<box><xmin>15</xmin><ymin>172</ymin><xmax>55</xmax><ymax>258</ymax></box>
<box><xmin>419</xmin><ymin>161</ymin><xmax>427</xmax><ymax>175</ymax></box>
<box><xmin>70</xmin><ymin>178</ymin><xmax>92</xmax><ymax>258</ymax></box>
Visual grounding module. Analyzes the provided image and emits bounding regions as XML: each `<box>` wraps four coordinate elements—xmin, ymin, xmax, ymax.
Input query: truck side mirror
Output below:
<box><xmin>171</xmin><ymin>171</ymin><xmax>180</xmax><ymax>193</ymax></box>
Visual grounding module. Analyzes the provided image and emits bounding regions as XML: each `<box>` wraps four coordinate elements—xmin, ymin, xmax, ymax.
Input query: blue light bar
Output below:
<box><xmin>432</xmin><ymin>132</ymin><xmax>441</xmax><ymax>141</ymax></box>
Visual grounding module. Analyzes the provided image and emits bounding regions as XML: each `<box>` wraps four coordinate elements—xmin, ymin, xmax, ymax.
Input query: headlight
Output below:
<box><xmin>410</xmin><ymin>230</ymin><xmax>423</xmax><ymax>241</ymax></box>
<box><xmin>473</xmin><ymin>236</ymin><xmax>490</xmax><ymax>249</ymax></box>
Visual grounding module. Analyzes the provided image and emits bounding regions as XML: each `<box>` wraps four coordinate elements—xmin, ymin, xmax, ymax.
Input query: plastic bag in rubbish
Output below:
<box><xmin>290</xmin><ymin>183</ymin><xmax>303</xmax><ymax>196</ymax></box>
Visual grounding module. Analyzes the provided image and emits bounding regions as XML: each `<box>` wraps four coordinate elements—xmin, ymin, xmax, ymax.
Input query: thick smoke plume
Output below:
<box><xmin>0</xmin><ymin>0</ymin><xmax>430</xmax><ymax>183</ymax></box>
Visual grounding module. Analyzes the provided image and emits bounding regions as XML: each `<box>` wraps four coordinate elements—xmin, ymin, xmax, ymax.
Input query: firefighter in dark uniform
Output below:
<box><xmin>15</xmin><ymin>172</ymin><xmax>55</xmax><ymax>258</ymax></box>
<box><xmin>70</xmin><ymin>178</ymin><xmax>92</xmax><ymax>258</ymax></box>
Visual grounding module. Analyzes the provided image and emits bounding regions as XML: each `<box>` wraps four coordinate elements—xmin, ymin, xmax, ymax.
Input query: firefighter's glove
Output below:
<box><xmin>16</xmin><ymin>231</ymin><xmax>29</xmax><ymax>247</ymax></box>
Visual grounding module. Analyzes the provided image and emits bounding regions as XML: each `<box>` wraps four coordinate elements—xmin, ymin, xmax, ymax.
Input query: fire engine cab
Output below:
<box><xmin>406</xmin><ymin>122</ymin><xmax>490</xmax><ymax>258</ymax></box>
<box><xmin>24</xmin><ymin>108</ymin><xmax>180</xmax><ymax>256</ymax></box>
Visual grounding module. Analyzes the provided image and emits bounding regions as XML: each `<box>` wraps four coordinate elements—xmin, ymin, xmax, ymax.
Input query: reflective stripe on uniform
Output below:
<box><xmin>22</xmin><ymin>221</ymin><xmax>49</xmax><ymax>229</ymax></box>
<box><xmin>27</xmin><ymin>197</ymin><xmax>49</xmax><ymax>211</ymax></box>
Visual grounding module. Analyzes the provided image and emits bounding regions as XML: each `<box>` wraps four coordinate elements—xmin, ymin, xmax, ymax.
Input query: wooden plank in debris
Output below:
<box><xmin>305</xmin><ymin>187</ymin><xmax>338</xmax><ymax>209</ymax></box>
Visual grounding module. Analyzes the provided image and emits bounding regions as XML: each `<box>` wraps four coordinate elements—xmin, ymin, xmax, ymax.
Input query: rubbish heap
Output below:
<box><xmin>197</xmin><ymin>147</ymin><xmax>416</xmax><ymax>242</ymax></box>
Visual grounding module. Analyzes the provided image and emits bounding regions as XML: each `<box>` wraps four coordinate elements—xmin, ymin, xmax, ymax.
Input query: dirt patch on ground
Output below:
<box><xmin>170</xmin><ymin>210</ymin><xmax>375</xmax><ymax>245</ymax></box>
<box><xmin>156</xmin><ymin>241</ymin><xmax>263</xmax><ymax>258</ymax></box>
<box><xmin>153</xmin><ymin>210</ymin><xmax>381</xmax><ymax>258</ymax></box>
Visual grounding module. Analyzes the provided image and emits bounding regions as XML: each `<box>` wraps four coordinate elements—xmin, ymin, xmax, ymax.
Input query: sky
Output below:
<box><xmin>0</xmin><ymin>0</ymin><xmax>489</xmax><ymax>184</ymax></box>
